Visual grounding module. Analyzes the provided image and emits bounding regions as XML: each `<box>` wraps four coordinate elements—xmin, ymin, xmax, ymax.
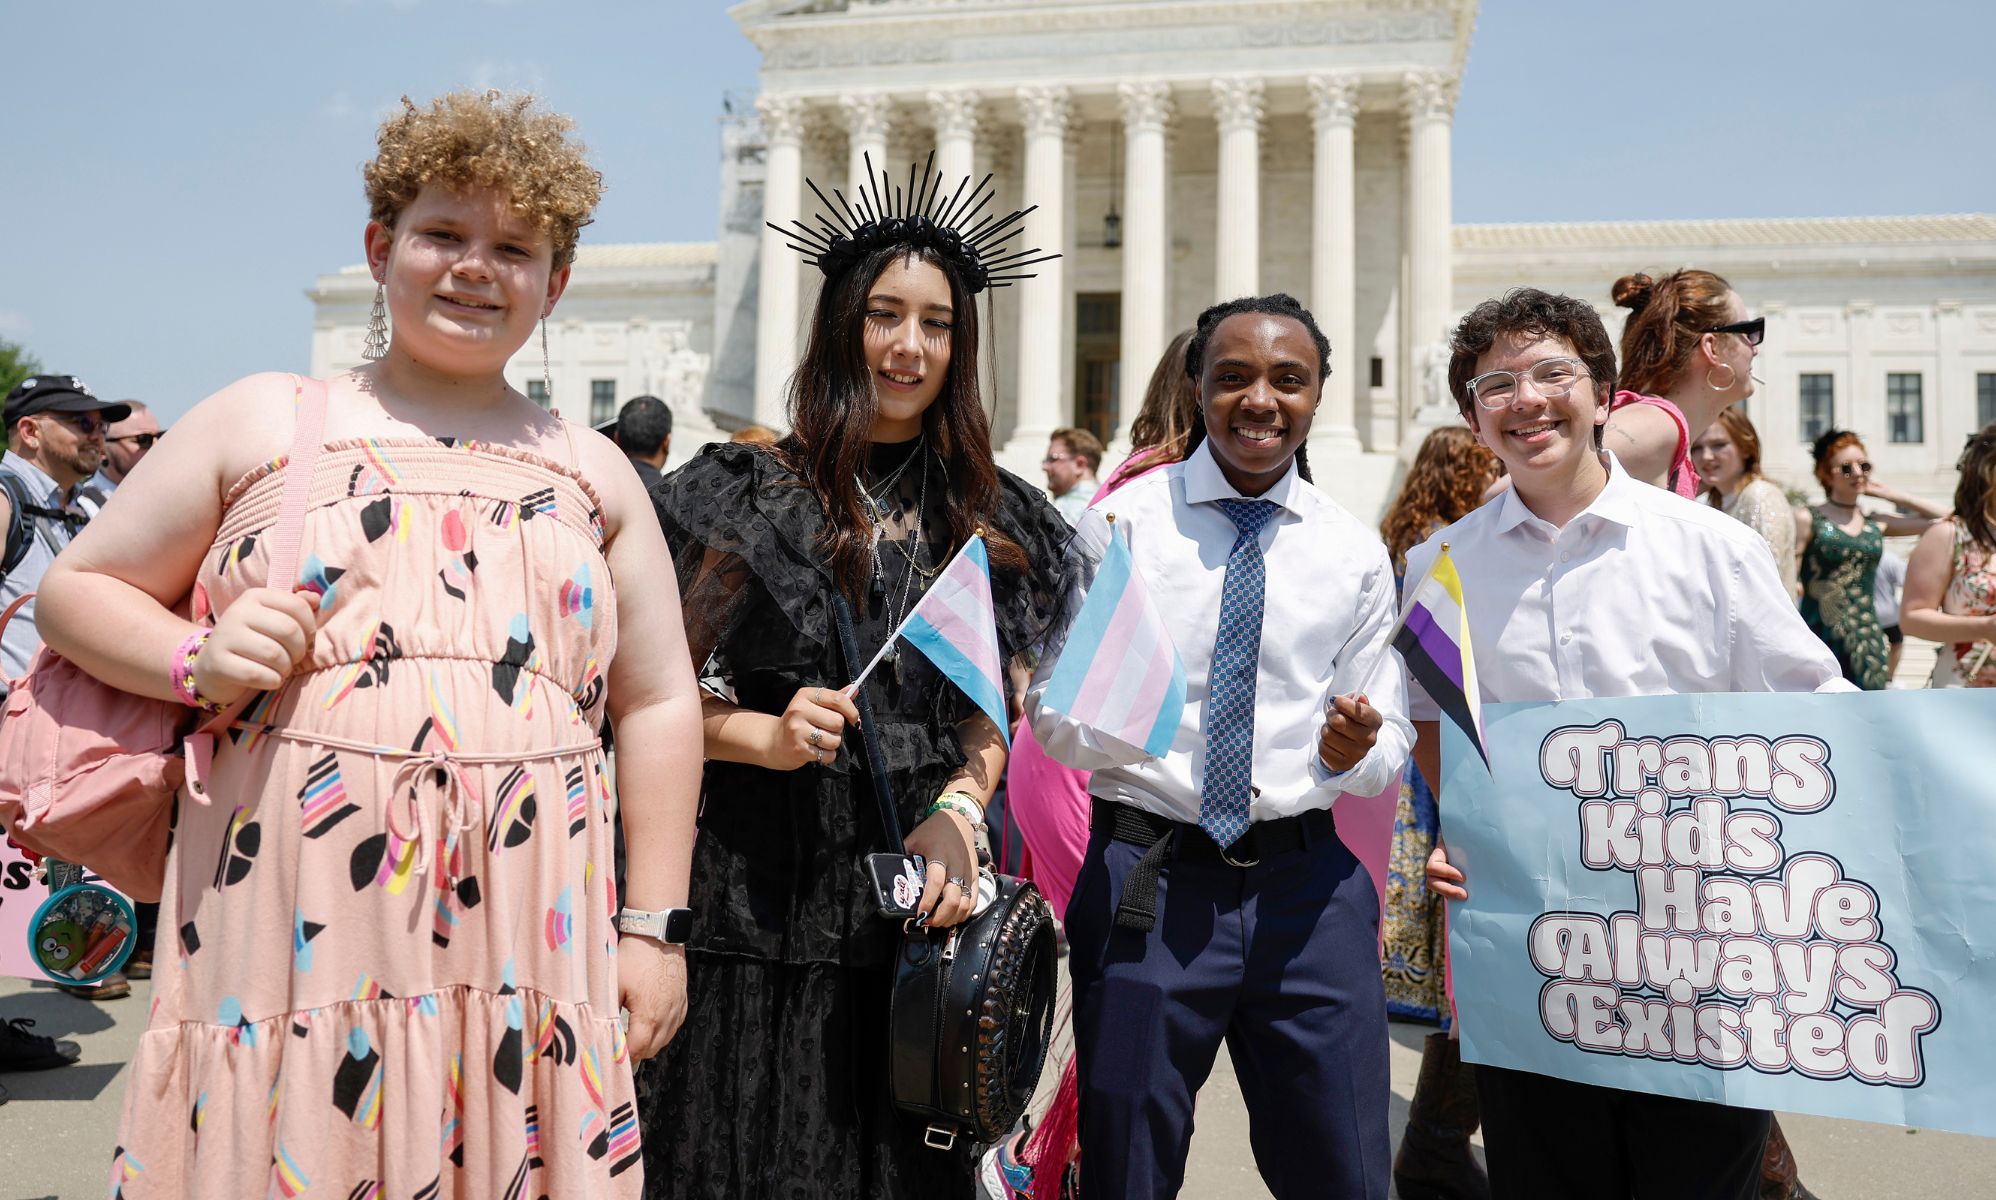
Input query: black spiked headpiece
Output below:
<box><xmin>768</xmin><ymin>152</ymin><xmax>1060</xmax><ymax>295</ymax></box>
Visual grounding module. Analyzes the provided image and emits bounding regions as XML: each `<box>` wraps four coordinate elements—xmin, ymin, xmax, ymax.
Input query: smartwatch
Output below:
<box><xmin>616</xmin><ymin>906</ymin><xmax>694</xmax><ymax>944</ymax></box>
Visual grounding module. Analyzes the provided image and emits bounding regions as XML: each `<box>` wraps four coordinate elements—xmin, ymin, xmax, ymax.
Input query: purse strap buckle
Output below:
<box><xmin>924</xmin><ymin>1124</ymin><xmax>958</xmax><ymax>1151</ymax></box>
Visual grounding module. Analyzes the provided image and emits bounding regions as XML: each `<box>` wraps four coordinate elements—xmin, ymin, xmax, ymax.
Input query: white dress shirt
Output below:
<box><xmin>1029</xmin><ymin>440</ymin><xmax>1413</xmax><ymax>824</ymax></box>
<box><xmin>1403</xmin><ymin>452</ymin><xmax>1851</xmax><ymax>718</ymax></box>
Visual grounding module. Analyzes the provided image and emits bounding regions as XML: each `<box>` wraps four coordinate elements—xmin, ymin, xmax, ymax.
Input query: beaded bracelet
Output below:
<box><xmin>925</xmin><ymin>790</ymin><xmax>986</xmax><ymax>832</ymax></box>
<box><xmin>170</xmin><ymin>630</ymin><xmax>224</xmax><ymax>712</ymax></box>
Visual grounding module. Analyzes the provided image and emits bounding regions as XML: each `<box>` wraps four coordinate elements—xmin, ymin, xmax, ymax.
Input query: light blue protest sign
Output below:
<box><xmin>1440</xmin><ymin>688</ymin><xmax>1996</xmax><ymax>1137</ymax></box>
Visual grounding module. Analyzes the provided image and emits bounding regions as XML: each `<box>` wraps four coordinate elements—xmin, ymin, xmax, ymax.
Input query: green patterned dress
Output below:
<box><xmin>1799</xmin><ymin>511</ymin><xmax>1890</xmax><ymax>690</ymax></box>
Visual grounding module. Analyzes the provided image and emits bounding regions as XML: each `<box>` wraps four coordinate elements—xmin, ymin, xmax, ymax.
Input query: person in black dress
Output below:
<box><xmin>636</xmin><ymin>170</ymin><xmax>1071</xmax><ymax>1199</ymax></box>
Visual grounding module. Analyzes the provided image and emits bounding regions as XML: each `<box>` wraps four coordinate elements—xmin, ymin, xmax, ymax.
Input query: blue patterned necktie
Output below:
<box><xmin>1200</xmin><ymin>498</ymin><xmax>1279</xmax><ymax>850</ymax></box>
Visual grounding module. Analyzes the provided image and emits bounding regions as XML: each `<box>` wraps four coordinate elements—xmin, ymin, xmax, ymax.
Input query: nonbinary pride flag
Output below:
<box><xmin>865</xmin><ymin>534</ymin><xmax>1011</xmax><ymax>743</ymax></box>
<box><xmin>1041</xmin><ymin>519</ymin><xmax>1186</xmax><ymax>759</ymax></box>
<box><xmin>1393</xmin><ymin>544</ymin><xmax>1487</xmax><ymax>766</ymax></box>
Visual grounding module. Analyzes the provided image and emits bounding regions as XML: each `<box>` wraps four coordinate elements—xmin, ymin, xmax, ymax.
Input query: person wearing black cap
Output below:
<box><xmin>0</xmin><ymin>373</ymin><xmax>136</xmax><ymax>1002</ymax></box>
<box><xmin>0</xmin><ymin>375</ymin><xmax>131</xmax><ymax>677</ymax></box>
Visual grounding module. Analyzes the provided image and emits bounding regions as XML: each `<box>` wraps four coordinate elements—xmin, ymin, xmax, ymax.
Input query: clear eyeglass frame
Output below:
<box><xmin>1464</xmin><ymin>356</ymin><xmax>1592</xmax><ymax>411</ymax></box>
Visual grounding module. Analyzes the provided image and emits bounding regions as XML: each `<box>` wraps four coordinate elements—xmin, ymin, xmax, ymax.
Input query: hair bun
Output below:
<box><xmin>1612</xmin><ymin>273</ymin><xmax>1655</xmax><ymax>312</ymax></box>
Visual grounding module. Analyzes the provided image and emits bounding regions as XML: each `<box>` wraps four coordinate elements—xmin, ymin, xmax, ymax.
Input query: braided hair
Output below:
<box><xmin>1181</xmin><ymin>293</ymin><xmax>1328</xmax><ymax>483</ymax></box>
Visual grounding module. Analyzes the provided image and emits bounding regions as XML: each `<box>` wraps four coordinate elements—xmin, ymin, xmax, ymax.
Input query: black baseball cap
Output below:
<box><xmin>5</xmin><ymin>375</ymin><xmax>132</xmax><ymax>426</ymax></box>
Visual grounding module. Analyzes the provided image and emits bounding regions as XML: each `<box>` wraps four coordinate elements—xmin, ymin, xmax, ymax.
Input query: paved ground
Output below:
<box><xmin>4</xmin><ymin>973</ymin><xmax>1993</xmax><ymax>1199</ymax></box>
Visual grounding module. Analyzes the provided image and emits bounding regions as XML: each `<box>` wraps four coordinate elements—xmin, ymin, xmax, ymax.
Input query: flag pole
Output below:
<box><xmin>1352</xmin><ymin>542</ymin><xmax>1449</xmax><ymax>698</ymax></box>
<box><xmin>847</xmin><ymin>529</ymin><xmax>985</xmax><ymax>690</ymax></box>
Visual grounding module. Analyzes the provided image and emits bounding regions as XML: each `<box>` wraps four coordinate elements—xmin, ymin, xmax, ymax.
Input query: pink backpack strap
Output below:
<box><xmin>187</xmin><ymin>375</ymin><xmax>331</xmax><ymax>798</ymax></box>
<box><xmin>261</xmin><ymin>375</ymin><xmax>330</xmax><ymax>590</ymax></box>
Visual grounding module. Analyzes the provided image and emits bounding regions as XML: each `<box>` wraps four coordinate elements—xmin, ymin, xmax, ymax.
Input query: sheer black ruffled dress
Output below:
<box><xmin>636</xmin><ymin>439</ymin><xmax>1072</xmax><ymax>1200</ymax></box>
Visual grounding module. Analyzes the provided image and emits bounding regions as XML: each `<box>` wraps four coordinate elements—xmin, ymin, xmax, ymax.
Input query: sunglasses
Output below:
<box><xmin>106</xmin><ymin>432</ymin><xmax>161</xmax><ymax>450</ymax></box>
<box><xmin>1706</xmin><ymin>317</ymin><xmax>1765</xmax><ymax>347</ymax></box>
<box><xmin>42</xmin><ymin>411</ymin><xmax>108</xmax><ymax>436</ymax></box>
<box><xmin>1833</xmin><ymin>461</ymin><xmax>1874</xmax><ymax>477</ymax></box>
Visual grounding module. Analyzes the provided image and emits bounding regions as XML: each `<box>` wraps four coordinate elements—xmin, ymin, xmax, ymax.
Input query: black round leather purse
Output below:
<box><xmin>833</xmin><ymin>593</ymin><xmax>1059</xmax><ymax>1150</ymax></box>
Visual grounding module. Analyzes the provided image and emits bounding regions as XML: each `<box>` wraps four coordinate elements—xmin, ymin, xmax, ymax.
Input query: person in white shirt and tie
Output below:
<box><xmin>1414</xmin><ymin>289</ymin><xmax>1849</xmax><ymax>1200</ymax></box>
<box><xmin>1030</xmin><ymin>293</ymin><xmax>1413</xmax><ymax>1200</ymax></box>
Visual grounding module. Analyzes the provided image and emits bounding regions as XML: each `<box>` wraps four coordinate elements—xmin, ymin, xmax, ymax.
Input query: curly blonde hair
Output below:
<box><xmin>363</xmin><ymin>91</ymin><xmax>603</xmax><ymax>269</ymax></box>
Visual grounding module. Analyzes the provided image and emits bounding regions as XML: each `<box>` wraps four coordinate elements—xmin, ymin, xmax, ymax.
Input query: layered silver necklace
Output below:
<box><xmin>856</xmin><ymin>438</ymin><xmax>933</xmax><ymax>682</ymax></box>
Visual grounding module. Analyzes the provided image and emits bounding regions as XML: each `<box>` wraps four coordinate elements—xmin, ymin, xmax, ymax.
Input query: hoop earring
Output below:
<box><xmin>540</xmin><ymin>318</ymin><xmax>552</xmax><ymax>401</ymax></box>
<box><xmin>1706</xmin><ymin>362</ymin><xmax>1738</xmax><ymax>392</ymax></box>
<box><xmin>362</xmin><ymin>283</ymin><xmax>389</xmax><ymax>361</ymax></box>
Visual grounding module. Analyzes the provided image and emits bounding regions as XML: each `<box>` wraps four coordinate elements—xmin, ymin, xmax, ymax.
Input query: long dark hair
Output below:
<box><xmin>1182</xmin><ymin>294</ymin><xmax>1324</xmax><ymax>483</ymax></box>
<box><xmin>777</xmin><ymin>243</ymin><xmax>1024</xmax><ymax>602</ymax></box>
<box><xmin>1955</xmin><ymin>423</ymin><xmax>1996</xmax><ymax>551</ymax></box>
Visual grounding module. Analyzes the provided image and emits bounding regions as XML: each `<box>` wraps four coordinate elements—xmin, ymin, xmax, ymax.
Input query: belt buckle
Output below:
<box><xmin>1219</xmin><ymin>828</ymin><xmax>1260</xmax><ymax>868</ymax></box>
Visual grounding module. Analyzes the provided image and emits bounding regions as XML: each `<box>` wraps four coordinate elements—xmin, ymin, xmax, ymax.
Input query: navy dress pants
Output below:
<box><xmin>1066</xmin><ymin>819</ymin><xmax>1391</xmax><ymax>1200</ymax></box>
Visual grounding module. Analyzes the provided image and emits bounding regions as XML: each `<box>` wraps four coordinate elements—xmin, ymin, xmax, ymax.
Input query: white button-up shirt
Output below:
<box><xmin>0</xmin><ymin>451</ymin><xmax>88</xmax><ymax>679</ymax></box>
<box><xmin>1029</xmin><ymin>440</ymin><xmax>1413</xmax><ymax>824</ymax></box>
<box><xmin>1404</xmin><ymin>453</ymin><xmax>1850</xmax><ymax>717</ymax></box>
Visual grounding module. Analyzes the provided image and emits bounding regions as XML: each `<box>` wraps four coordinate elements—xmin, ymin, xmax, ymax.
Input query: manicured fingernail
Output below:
<box><xmin>915</xmin><ymin>910</ymin><xmax>929</xmax><ymax>926</ymax></box>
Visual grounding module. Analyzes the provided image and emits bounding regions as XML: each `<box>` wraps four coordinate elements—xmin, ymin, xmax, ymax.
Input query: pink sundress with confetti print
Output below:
<box><xmin>108</xmin><ymin>435</ymin><xmax>637</xmax><ymax>1199</ymax></box>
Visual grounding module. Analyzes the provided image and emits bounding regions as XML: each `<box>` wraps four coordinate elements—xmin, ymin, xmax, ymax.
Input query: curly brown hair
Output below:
<box><xmin>1447</xmin><ymin>288</ymin><xmax>1617</xmax><ymax>449</ymax></box>
<box><xmin>363</xmin><ymin>91</ymin><xmax>603</xmax><ymax>270</ymax></box>
<box><xmin>1380</xmin><ymin>426</ymin><xmax>1502</xmax><ymax>571</ymax></box>
<box><xmin>1612</xmin><ymin>268</ymin><xmax>1736</xmax><ymax>396</ymax></box>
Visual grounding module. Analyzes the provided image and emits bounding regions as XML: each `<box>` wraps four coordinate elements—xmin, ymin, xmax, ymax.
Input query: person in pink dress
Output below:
<box><xmin>1605</xmin><ymin>268</ymin><xmax>1762</xmax><ymax>499</ymax></box>
<box><xmin>40</xmin><ymin>92</ymin><xmax>703</xmax><ymax>1198</ymax></box>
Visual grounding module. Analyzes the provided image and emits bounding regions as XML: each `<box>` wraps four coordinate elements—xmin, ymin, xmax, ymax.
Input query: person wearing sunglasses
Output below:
<box><xmin>77</xmin><ymin>400</ymin><xmax>162</xmax><ymax>514</ymax></box>
<box><xmin>1605</xmin><ymin>268</ymin><xmax>1763</xmax><ymax>500</ymax></box>
<box><xmin>1793</xmin><ymin>428</ymin><xmax>1947</xmax><ymax>691</ymax></box>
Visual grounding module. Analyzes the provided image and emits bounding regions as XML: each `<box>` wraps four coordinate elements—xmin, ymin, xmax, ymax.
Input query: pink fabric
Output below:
<box><xmin>1334</xmin><ymin>777</ymin><xmax>1399</xmax><ymax>951</ymax></box>
<box><xmin>1612</xmin><ymin>389</ymin><xmax>1701</xmax><ymax>499</ymax></box>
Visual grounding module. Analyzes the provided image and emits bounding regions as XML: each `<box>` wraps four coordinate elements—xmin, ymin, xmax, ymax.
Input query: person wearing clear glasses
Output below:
<box><xmin>1413</xmin><ymin>289</ymin><xmax>1848</xmax><ymax>1200</ymax></box>
<box><xmin>1792</xmin><ymin>429</ymin><xmax>1946</xmax><ymax>689</ymax></box>
<box><xmin>1042</xmin><ymin>425</ymin><xmax>1103</xmax><ymax>523</ymax></box>
<box><xmin>1605</xmin><ymin>269</ymin><xmax>1762</xmax><ymax>498</ymax></box>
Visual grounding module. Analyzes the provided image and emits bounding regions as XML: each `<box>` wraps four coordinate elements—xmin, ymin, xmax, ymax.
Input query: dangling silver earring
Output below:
<box><xmin>540</xmin><ymin>318</ymin><xmax>552</xmax><ymax>399</ymax></box>
<box><xmin>362</xmin><ymin>283</ymin><xmax>389</xmax><ymax>361</ymax></box>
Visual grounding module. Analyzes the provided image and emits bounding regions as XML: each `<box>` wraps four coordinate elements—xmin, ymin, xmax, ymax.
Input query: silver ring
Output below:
<box><xmin>808</xmin><ymin>728</ymin><xmax>823</xmax><ymax>747</ymax></box>
<box><xmin>812</xmin><ymin>747</ymin><xmax>824</xmax><ymax>765</ymax></box>
<box><xmin>815</xmin><ymin>688</ymin><xmax>825</xmax><ymax>704</ymax></box>
<box><xmin>947</xmin><ymin>876</ymin><xmax>967</xmax><ymax>892</ymax></box>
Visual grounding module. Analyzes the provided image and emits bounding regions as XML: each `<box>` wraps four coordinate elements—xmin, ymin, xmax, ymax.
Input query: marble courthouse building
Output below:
<box><xmin>309</xmin><ymin>0</ymin><xmax>1996</xmax><ymax>520</ymax></box>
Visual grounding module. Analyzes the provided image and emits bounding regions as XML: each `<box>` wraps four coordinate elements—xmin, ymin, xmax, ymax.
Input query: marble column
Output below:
<box><xmin>1115</xmin><ymin>81</ymin><xmax>1174</xmax><ymax>453</ymax></box>
<box><xmin>1211</xmin><ymin>76</ymin><xmax>1265</xmax><ymax>301</ymax></box>
<box><xmin>1002</xmin><ymin>85</ymin><xmax>1073</xmax><ymax>473</ymax></box>
<box><xmin>1403</xmin><ymin>70</ymin><xmax>1458</xmax><ymax>426</ymax></box>
<box><xmin>1308</xmin><ymin>74</ymin><xmax>1363</xmax><ymax>455</ymax></box>
<box><xmin>754</xmin><ymin>94</ymin><xmax>807</xmax><ymax>430</ymax></box>
<box><xmin>840</xmin><ymin>92</ymin><xmax>892</xmax><ymax>201</ymax></box>
<box><xmin>928</xmin><ymin>88</ymin><xmax>981</xmax><ymax>185</ymax></box>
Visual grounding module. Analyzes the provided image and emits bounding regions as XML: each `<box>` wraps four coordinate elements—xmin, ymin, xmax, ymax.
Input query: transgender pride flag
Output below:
<box><xmin>1041</xmin><ymin>520</ymin><xmax>1186</xmax><ymax>759</ymax></box>
<box><xmin>855</xmin><ymin>534</ymin><xmax>1011</xmax><ymax>741</ymax></box>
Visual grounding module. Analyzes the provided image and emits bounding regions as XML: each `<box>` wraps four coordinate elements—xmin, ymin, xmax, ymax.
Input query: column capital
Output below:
<box><xmin>756</xmin><ymin>93</ymin><xmax>809</xmax><ymax>146</ymax></box>
<box><xmin>1117</xmin><ymin>80</ymin><xmax>1175</xmax><ymax>133</ymax></box>
<box><xmin>926</xmin><ymin>87</ymin><xmax>982</xmax><ymax>140</ymax></box>
<box><xmin>1401</xmin><ymin>70</ymin><xmax>1459</xmax><ymax>124</ymax></box>
<box><xmin>838</xmin><ymin>92</ymin><xmax>893</xmax><ymax>143</ymax></box>
<box><xmin>1307</xmin><ymin>73</ymin><xmax>1361</xmax><ymax>129</ymax></box>
<box><xmin>1016</xmin><ymin>85</ymin><xmax>1074</xmax><ymax>140</ymax></box>
<box><xmin>1210</xmin><ymin>76</ymin><xmax>1266</xmax><ymax>133</ymax></box>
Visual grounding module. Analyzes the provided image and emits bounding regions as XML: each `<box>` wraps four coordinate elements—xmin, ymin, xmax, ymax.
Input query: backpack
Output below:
<box><xmin>0</xmin><ymin>468</ymin><xmax>87</xmax><ymax>582</ymax></box>
<box><xmin>0</xmin><ymin>378</ymin><xmax>327</xmax><ymax>900</ymax></box>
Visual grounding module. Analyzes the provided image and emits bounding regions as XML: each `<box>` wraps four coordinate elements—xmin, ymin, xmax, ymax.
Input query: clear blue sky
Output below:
<box><xmin>4</xmin><ymin>0</ymin><xmax>1989</xmax><ymax>423</ymax></box>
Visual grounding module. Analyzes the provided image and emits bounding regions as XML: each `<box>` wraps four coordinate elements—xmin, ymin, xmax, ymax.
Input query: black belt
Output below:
<box><xmin>1096</xmin><ymin>800</ymin><xmax>1339</xmax><ymax>933</ymax></box>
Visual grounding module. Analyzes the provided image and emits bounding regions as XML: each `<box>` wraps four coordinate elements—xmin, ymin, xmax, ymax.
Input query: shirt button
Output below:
<box><xmin>1560</xmin><ymin>631</ymin><xmax>1573</xmax><ymax>644</ymax></box>
<box><xmin>1559</xmin><ymin>551</ymin><xmax>1570</xmax><ymax>562</ymax></box>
